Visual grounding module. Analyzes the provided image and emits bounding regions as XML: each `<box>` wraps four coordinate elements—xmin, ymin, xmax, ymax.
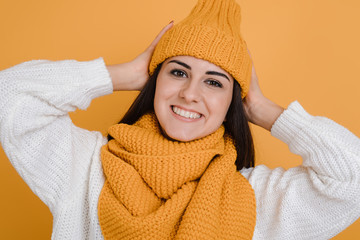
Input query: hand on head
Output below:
<box><xmin>107</xmin><ymin>21</ymin><xmax>174</xmax><ymax>91</ymax></box>
<box><xmin>243</xmin><ymin>48</ymin><xmax>284</xmax><ymax>131</ymax></box>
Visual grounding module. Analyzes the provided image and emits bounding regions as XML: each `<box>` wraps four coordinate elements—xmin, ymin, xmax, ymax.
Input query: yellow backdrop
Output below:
<box><xmin>0</xmin><ymin>0</ymin><xmax>359</xmax><ymax>239</ymax></box>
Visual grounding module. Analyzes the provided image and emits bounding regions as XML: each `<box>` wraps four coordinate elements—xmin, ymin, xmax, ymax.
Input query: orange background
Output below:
<box><xmin>0</xmin><ymin>0</ymin><xmax>359</xmax><ymax>238</ymax></box>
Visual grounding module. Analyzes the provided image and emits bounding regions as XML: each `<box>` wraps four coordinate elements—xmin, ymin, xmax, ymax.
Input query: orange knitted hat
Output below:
<box><xmin>149</xmin><ymin>0</ymin><xmax>252</xmax><ymax>98</ymax></box>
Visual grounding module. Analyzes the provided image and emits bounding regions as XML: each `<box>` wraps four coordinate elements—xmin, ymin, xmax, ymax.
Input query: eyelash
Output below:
<box><xmin>170</xmin><ymin>69</ymin><xmax>223</xmax><ymax>88</ymax></box>
<box><xmin>205</xmin><ymin>79</ymin><xmax>223</xmax><ymax>88</ymax></box>
<box><xmin>170</xmin><ymin>69</ymin><xmax>187</xmax><ymax>78</ymax></box>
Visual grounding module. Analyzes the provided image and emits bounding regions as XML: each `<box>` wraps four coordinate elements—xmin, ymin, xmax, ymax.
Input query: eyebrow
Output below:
<box><xmin>168</xmin><ymin>60</ymin><xmax>191</xmax><ymax>69</ymax></box>
<box><xmin>167</xmin><ymin>60</ymin><xmax>230</xmax><ymax>81</ymax></box>
<box><xmin>205</xmin><ymin>71</ymin><xmax>230</xmax><ymax>81</ymax></box>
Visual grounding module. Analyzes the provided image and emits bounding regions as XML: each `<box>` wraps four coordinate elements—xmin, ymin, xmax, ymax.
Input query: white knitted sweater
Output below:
<box><xmin>1</xmin><ymin>58</ymin><xmax>360</xmax><ymax>240</ymax></box>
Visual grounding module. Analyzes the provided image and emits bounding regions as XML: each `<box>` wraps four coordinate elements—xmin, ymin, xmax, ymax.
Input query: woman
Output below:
<box><xmin>1</xmin><ymin>0</ymin><xmax>360</xmax><ymax>239</ymax></box>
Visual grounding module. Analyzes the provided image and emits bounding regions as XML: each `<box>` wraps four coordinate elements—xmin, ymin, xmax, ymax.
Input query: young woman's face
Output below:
<box><xmin>154</xmin><ymin>55</ymin><xmax>234</xmax><ymax>141</ymax></box>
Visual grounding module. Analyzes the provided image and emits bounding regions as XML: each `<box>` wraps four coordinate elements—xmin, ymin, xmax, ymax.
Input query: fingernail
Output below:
<box><xmin>169</xmin><ymin>20</ymin><xmax>174</xmax><ymax>24</ymax></box>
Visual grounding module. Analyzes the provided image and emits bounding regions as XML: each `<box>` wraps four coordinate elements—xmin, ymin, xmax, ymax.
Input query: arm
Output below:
<box><xmin>0</xmin><ymin>22</ymin><xmax>174</xmax><ymax>213</ymax></box>
<box><xmin>242</xmin><ymin>53</ymin><xmax>360</xmax><ymax>239</ymax></box>
<box><xmin>0</xmin><ymin>58</ymin><xmax>113</xmax><ymax>212</ymax></box>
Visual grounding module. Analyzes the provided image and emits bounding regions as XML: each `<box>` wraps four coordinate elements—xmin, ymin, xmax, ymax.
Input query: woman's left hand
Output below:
<box><xmin>243</xmin><ymin>48</ymin><xmax>284</xmax><ymax>131</ymax></box>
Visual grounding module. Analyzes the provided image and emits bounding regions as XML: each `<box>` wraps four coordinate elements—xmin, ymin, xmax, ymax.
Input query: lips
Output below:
<box><xmin>171</xmin><ymin>106</ymin><xmax>201</xmax><ymax>119</ymax></box>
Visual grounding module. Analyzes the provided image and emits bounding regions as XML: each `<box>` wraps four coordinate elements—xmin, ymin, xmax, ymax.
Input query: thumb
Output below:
<box><xmin>144</xmin><ymin>21</ymin><xmax>174</xmax><ymax>55</ymax></box>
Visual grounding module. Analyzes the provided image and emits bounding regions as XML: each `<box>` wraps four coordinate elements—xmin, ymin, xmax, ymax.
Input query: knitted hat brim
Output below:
<box><xmin>149</xmin><ymin>24</ymin><xmax>252</xmax><ymax>98</ymax></box>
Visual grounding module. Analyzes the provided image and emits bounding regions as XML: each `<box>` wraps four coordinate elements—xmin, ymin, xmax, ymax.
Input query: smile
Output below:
<box><xmin>171</xmin><ymin>106</ymin><xmax>201</xmax><ymax>119</ymax></box>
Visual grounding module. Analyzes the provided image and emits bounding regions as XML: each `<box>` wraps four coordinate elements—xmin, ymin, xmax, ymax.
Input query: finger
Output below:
<box><xmin>247</xmin><ymin>48</ymin><xmax>257</xmax><ymax>81</ymax></box>
<box><xmin>246</xmin><ymin>46</ymin><xmax>256</xmax><ymax>78</ymax></box>
<box><xmin>251</xmin><ymin>65</ymin><xmax>259</xmax><ymax>86</ymax></box>
<box><xmin>146</xmin><ymin>21</ymin><xmax>174</xmax><ymax>52</ymax></box>
<box><xmin>246</xmin><ymin>46</ymin><xmax>253</xmax><ymax>60</ymax></box>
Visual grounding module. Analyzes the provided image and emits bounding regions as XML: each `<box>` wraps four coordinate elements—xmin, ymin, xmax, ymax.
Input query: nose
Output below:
<box><xmin>179</xmin><ymin>80</ymin><xmax>201</xmax><ymax>103</ymax></box>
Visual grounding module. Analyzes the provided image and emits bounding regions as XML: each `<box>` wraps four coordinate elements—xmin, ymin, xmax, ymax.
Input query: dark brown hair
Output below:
<box><xmin>108</xmin><ymin>62</ymin><xmax>255</xmax><ymax>170</ymax></box>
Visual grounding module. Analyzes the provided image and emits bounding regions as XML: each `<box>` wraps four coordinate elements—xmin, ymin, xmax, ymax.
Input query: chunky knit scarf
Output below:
<box><xmin>98</xmin><ymin>113</ymin><xmax>256</xmax><ymax>239</ymax></box>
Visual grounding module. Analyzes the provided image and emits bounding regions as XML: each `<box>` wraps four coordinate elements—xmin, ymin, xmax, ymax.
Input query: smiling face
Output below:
<box><xmin>154</xmin><ymin>55</ymin><xmax>234</xmax><ymax>142</ymax></box>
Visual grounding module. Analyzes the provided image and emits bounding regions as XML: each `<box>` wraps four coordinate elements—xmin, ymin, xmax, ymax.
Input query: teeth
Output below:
<box><xmin>172</xmin><ymin>106</ymin><xmax>201</xmax><ymax>119</ymax></box>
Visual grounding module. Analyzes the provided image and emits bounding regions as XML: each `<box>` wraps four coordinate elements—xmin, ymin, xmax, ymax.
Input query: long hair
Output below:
<box><xmin>108</xmin><ymin>62</ymin><xmax>255</xmax><ymax>170</ymax></box>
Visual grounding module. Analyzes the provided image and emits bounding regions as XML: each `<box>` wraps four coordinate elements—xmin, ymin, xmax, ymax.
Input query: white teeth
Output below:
<box><xmin>172</xmin><ymin>106</ymin><xmax>201</xmax><ymax>119</ymax></box>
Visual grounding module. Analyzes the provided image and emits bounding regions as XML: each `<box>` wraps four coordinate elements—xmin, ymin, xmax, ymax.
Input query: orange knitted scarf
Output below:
<box><xmin>98</xmin><ymin>113</ymin><xmax>256</xmax><ymax>239</ymax></box>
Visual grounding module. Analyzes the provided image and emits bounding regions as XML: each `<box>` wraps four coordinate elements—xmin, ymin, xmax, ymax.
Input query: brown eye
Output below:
<box><xmin>205</xmin><ymin>79</ymin><xmax>222</xmax><ymax>88</ymax></box>
<box><xmin>171</xmin><ymin>69</ymin><xmax>187</xmax><ymax>78</ymax></box>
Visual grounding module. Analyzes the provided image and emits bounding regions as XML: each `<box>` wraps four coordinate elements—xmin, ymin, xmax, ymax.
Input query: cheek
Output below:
<box><xmin>207</xmin><ymin>91</ymin><xmax>233</xmax><ymax>120</ymax></box>
<box><xmin>153</xmin><ymin>78</ymin><xmax>178</xmax><ymax>122</ymax></box>
<box><xmin>154</xmin><ymin>76</ymin><xmax>184</xmax><ymax>105</ymax></box>
<box><xmin>153</xmin><ymin>86</ymin><xmax>164</xmax><ymax>118</ymax></box>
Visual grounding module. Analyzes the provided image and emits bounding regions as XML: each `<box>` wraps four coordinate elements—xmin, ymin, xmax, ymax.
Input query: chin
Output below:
<box><xmin>163</xmin><ymin>129</ymin><xmax>199</xmax><ymax>142</ymax></box>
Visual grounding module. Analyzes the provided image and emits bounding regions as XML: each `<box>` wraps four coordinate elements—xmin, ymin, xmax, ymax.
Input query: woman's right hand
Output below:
<box><xmin>107</xmin><ymin>21</ymin><xmax>174</xmax><ymax>91</ymax></box>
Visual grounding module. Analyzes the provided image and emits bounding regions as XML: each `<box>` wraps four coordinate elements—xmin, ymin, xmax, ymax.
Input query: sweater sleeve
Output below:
<box><xmin>0</xmin><ymin>58</ymin><xmax>113</xmax><ymax>212</ymax></box>
<box><xmin>240</xmin><ymin>101</ymin><xmax>360</xmax><ymax>240</ymax></box>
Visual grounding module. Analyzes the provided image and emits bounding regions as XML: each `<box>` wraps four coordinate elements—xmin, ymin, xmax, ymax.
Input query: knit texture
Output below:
<box><xmin>2</xmin><ymin>58</ymin><xmax>360</xmax><ymax>239</ymax></box>
<box><xmin>149</xmin><ymin>0</ymin><xmax>252</xmax><ymax>98</ymax></box>
<box><xmin>98</xmin><ymin>113</ymin><xmax>256</xmax><ymax>239</ymax></box>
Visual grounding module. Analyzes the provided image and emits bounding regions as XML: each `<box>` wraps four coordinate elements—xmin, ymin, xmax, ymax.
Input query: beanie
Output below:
<box><xmin>149</xmin><ymin>0</ymin><xmax>252</xmax><ymax>98</ymax></box>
